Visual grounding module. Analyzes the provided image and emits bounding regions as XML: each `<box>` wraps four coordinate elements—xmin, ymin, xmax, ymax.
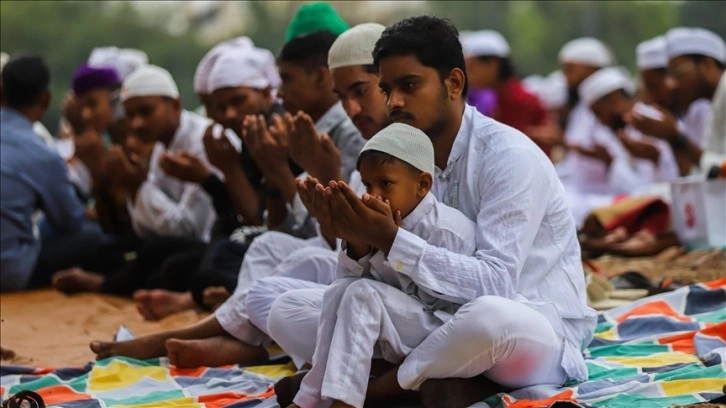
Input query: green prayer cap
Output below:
<box><xmin>285</xmin><ymin>2</ymin><xmax>349</xmax><ymax>42</ymax></box>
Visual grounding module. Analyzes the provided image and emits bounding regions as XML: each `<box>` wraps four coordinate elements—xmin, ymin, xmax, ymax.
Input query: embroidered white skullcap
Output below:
<box><xmin>665</xmin><ymin>27</ymin><xmax>726</xmax><ymax>64</ymax></box>
<box><xmin>209</xmin><ymin>47</ymin><xmax>281</xmax><ymax>92</ymax></box>
<box><xmin>579</xmin><ymin>66</ymin><xmax>635</xmax><ymax>106</ymax></box>
<box><xmin>89</xmin><ymin>46</ymin><xmax>149</xmax><ymax>80</ymax></box>
<box><xmin>328</xmin><ymin>23</ymin><xmax>385</xmax><ymax>70</ymax></box>
<box><xmin>559</xmin><ymin>37</ymin><xmax>614</xmax><ymax>67</ymax></box>
<box><xmin>636</xmin><ymin>36</ymin><xmax>668</xmax><ymax>70</ymax></box>
<box><xmin>122</xmin><ymin>64</ymin><xmax>179</xmax><ymax>101</ymax></box>
<box><xmin>360</xmin><ymin>123</ymin><xmax>435</xmax><ymax>175</ymax></box>
<box><xmin>460</xmin><ymin>30</ymin><xmax>510</xmax><ymax>58</ymax></box>
<box><xmin>523</xmin><ymin>70</ymin><xmax>568</xmax><ymax>110</ymax></box>
<box><xmin>194</xmin><ymin>37</ymin><xmax>254</xmax><ymax>94</ymax></box>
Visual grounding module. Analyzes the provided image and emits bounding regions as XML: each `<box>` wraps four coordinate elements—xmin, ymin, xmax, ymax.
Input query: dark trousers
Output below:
<box><xmin>189</xmin><ymin>239</ymin><xmax>251</xmax><ymax>310</ymax></box>
<box><xmin>100</xmin><ymin>236</ymin><xmax>207</xmax><ymax>296</ymax></box>
<box><xmin>27</xmin><ymin>221</ymin><xmax>111</xmax><ymax>289</ymax></box>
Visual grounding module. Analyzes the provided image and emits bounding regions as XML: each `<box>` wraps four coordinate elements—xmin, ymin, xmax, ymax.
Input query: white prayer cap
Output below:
<box><xmin>523</xmin><ymin>70</ymin><xmax>567</xmax><ymax>110</ymax></box>
<box><xmin>89</xmin><ymin>46</ymin><xmax>149</xmax><ymax>79</ymax></box>
<box><xmin>460</xmin><ymin>30</ymin><xmax>510</xmax><ymax>58</ymax></box>
<box><xmin>122</xmin><ymin>64</ymin><xmax>179</xmax><ymax>101</ymax></box>
<box><xmin>209</xmin><ymin>47</ymin><xmax>281</xmax><ymax>93</ymax></box>
<box><xmin>194</xmin><ymin>37</ymin><xmax>254</xmax><ymax>94</ymax></box>
<box><xmin>579</xmin><ymin>66</ymin><xmax>635</xmax><ymax>106</ymax></box>
<box><xmin>360</xmin><ymin>123</ymin><xmax>435</xmax><ymax>176</ymax></box>
<box><xmin>0</xmin><ymin>52</ymin><xmax>9</xmax><ymax>75</ymax></box>
<box><xmin>665</xmin><ymin>27</ymin><xmax>726</xmax><ymax>64</ymax></box>
<box><xmin>636</xmin><ymin>36</ymin><xmax>668</xmax><ymax>70</ymax></box>
<box><xmin>559</xmin><ymin>37</ymin><xmax>614</xmax><ymax>67</ymax></box>
<box><xmin>328</xmin><ymin>23</ymin><xmax>385</xmax><ymax>70</ymax></box>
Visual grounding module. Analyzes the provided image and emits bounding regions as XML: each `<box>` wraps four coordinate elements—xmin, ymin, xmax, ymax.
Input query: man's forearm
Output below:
<box><xmin>223</xmin><ymin>165</ymin><xmax>262</xmax><ymax>225</ymax></box>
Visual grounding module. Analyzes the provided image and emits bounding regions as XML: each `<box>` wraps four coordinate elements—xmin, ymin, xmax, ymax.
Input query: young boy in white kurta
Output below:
<box><xmin>291</xmin><ymin>123</ymin><xmax>476</xmax><ymax>408</ymax></box>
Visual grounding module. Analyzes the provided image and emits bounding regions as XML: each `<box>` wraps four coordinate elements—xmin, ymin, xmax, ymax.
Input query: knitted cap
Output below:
<box><xmin>209</xmin><ymin>47</ymin><xmax>280</xmax><ymax>92</ymax></box>
<box><xmin>71</xmin><ymin>63</ymin><xmax>122</xmax><ymax>95</ymax></box>
<box><xmin>579</xmin><ymin>66</ymin><xmax>635</xmax><ymax>107</ymax></box>
<box><xmin>666</xmin><ymin>27</ymin><xmax>726</xmax><ymax>64</ymax></box>
<box><xmin>194</xmin><ymin>37</ymin><xmax>254</xmax><ymax>94</ymax></box>
<box><xmin>460</xmin><ymin>30</ymin><xmax>510</xmax><ymax>58</ymax></box>
<box><xmin>122</xmin><ymin>64</ymin><xmax>179</xmax><ymax>101</ymax></box>
<box><xmin>636</xmin><ymin>36</ymin><xmax>668</xmax><ymax>70</ymax></box>
<box><xmin>559</xmin><ymin>37</ymin><xmax>614</xmax><ymax>67</ymax></box>
<box><xmin>360</xmin><ymin>123</ymin><xmax>435</xmax><ymax>175</ymax></box>
<box><xmin>285</xmin><ymin>2</ymin><xmax>349</xmax><ymax>42</ymax></box>
<box><xmin>328</xmin><ymin>23</ymin><xmax>385</xmax><ymax>70</ymax></box>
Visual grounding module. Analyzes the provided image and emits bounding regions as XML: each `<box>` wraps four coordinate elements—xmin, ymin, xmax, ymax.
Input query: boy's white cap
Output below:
<box><xmin>665</xmin><ymin>27</ymin><xmax>726</xmax><ymax>63</ymax></box>
<box><xmin>328</xmin><ymin>23</ymin><xmax>386</xmax><ymax>70</ymax></box>
<box><xmin>559</xmin><ymin>37</ymin><xmax>614</xmax><ymax>67</ymax></box>
<box><xmin>122</xmin><ymin>65</ymin><xmax>179</xmax><ymax>101</ymax></box>
<box><xmin>360</xmin><ymin>123</ymin><xmax>435</xmax><ymax>175</ymax></box>
<box><xmin>460</xmin><ymin>30</ymin><xmax>510</xmax><ymax>58</ymax></box>
<box><xmin>579</xmin><ymin>66</ymin><xmax>634</xmax><ymax>107</ymax></box>
<box><xmin>209</xmin><ymin>47</ymin><xmax>280</xmax><ymax>93</ymax></box>
<box><xmin>636</xmin><ymin>36</ymin><xmax>668</xmax><ymax>70</ymax></box>
<box><xmin>194</xmin><ymin>36</ymin><xmax>254</xmax><ymax>94</ymax></box>
<box><xmin>89</xmin><ymin>46</ymin><xmax>149</xmax><ymax>80</ymax></box>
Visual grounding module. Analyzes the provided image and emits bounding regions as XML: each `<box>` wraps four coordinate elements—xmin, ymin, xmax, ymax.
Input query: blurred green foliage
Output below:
<box><xmin>1</xmin><ymin>0</ymin><xmax>724</xmax><ymax>132</ymax></box>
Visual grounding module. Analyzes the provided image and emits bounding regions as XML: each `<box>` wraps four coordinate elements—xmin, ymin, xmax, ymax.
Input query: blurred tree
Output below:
<box><xmin>0</xmin><ymin>1</ymin><xmax>207</xmax><ymax>133</ymax></box>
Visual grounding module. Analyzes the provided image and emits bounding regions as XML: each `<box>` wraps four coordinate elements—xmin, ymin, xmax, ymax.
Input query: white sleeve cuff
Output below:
<box><xmin>386</xmin><ymin>227</ymin><xmax>427</xmax><ymax>277</ymax></box>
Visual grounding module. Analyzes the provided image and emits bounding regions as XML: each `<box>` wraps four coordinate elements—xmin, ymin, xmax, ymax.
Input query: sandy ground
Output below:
<box><xmin>0</xmin><ymin>289</ymin><xmax>205</xmax><ymax>367</ymax></box>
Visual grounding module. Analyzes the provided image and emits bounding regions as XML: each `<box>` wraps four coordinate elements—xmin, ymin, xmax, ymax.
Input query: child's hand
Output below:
<box><xmin>363</xmin><ymin>194</ymin><xmax>403</xmax><ymax>226</ymax></box>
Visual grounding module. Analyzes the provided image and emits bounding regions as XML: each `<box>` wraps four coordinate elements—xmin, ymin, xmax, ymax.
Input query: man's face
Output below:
<box><xmin>78</xmin><ymin>88</ymin><xmax>115</xmax><ymax>133</ymax></box>
<box><xmin>123</xmin><ymin>96</ymin><xmax>180</xmax><ymax>144</ymax></box>
<box><xmin>465</xmin><ymin>57</ymin><xmax>498</xmax><ymax>90</ymax></box>
<box><xmin>332</xmin><ymin>66</ymin><xmax>389</xmax><ymax>139</ymax></box>
<box><xmin>278</xmin><ymin>61</ymin><xmax>320</xmax><ymax>114</ymax></box>
<box><xmin>640</xmin><ymin>69</ymin><xmax>675</xmax><ymax>110</ymax></box>
<box><xmin>359</xmin><ymin>157</ymin><xmax>428</xmax><ymax>219</ymax></box>
<box><xmin>378</xmin><ymin>54</ymin><xmax>452</xmax><ymax>136</ymax></box>
<box><xmin>561</xmin><ymin>62</ymin><xmax>599</xmax><ymax>91</ymax></box>
<box><xmin>591</xmin><ymin>93</ymin><xmax>626</xmax><ymax>131</ymax></box>
<box><xmin>666</xmin><ymin>55</ymin><xmax>709</xmax><ymax>109</ymax></box>
<box><xmin>211</xmin><ymin>86</ymin><xmax>271</xmax><ymax>134</ymax></box>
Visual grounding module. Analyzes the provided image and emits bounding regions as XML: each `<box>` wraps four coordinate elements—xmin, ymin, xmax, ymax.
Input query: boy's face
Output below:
<box><xmin>123</xmin><ymin>96</ymin><xmax>180</xmax><ymax>144</ymax></box>
<box><xmin>78</xmin><ymin>88</ymin><xmax>115</xmax><ymax>133</ymax></box>
<box><xmin>332</xmin><ymin>65</ymin><xmax>389</xmax><ymax>139</ymax></box>
<box><xmin>211</xmin><ymin>86</ymin><xmax>272</xmax><ymax>135</ymax></box>
<box><xmin>277</xmin><ymin>61</ymin><xmax>322</xmax><ymax>114</ymax></box>
<box><xmin>359</xmin><ymin>158</ymin><xmax>431</xmax><ymax>219</ymax></box>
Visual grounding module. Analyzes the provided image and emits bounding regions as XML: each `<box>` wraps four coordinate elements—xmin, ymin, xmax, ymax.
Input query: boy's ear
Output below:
<box><xmin>417</xmin><ymin>172</ymin><xmax>433</xmax><ymax>197</ymax></box>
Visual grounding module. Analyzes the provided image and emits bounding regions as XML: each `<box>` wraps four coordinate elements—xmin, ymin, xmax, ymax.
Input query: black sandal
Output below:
<box><xmin>1</xmin><ymin>390</ymin><xmax>46</xmax><ymax>408</ymax></box>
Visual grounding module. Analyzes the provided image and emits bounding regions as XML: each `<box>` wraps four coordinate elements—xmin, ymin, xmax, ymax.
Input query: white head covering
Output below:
<box><xmin>89</xmin><ymin>46</ymin><xmax>149</xmax><ymax>80</ymax></box>
<box><xmin>636</xmin><ymin>36</ymin><xmax>668</xmax><ymax>70</ymax></box>
<box><xmin>579</xmin><ymin>66</ymin><xmax>635</xmax><ymax>106</ymax></box>
<box><xmin>460</xmin><ymin>30</ymin><xmax>511</xmax><ymax>58</ymax></box>
<box><xmin>194</xmin><ymin>37</ymin><xmax>254</xmax><ymax>95</ymax></box>
<box><xmin>122</xmin><ymin>64</ymin><xmax>179</xmax><ymax>101</ymax></box>
<box><xmin>209</xmin><ymin>47</ymin><xmax>281</xmax><ymax>93</ymax></box>
<box><xmin>328</xmin><ymin>23</ymin><xmax>385</xmax><ymax>70</ymax></box>
<box><xmin>522</xmin><ymin>70</ymin><xmax>568</xmax><ymax>110</ymax></box>
<box><xmin>360</xmin><ymin>123</ymin><xmax>435</xmax><ymax>176</ymax></box>
<box><xmin>665</xmin><ymin>27</ymin><xmax>726</xmax><ymax>64</ymax></box>
<box><xmin>559</xmin><ymin>37</ymin><xmax>614</xmax><ymax>67</ymax></box>
<box><xmin>0</xmin><ymin>52</ymin><xmax>9</xmax><ymax>76</ymax></box>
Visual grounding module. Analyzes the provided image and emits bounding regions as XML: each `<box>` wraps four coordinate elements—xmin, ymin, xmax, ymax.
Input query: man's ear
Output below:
<box><xmin>445</xmin><ymin>67</ymin><xmax>466</xmax><ymax>101</ymax></box>
<box><xmin>169</xmin><ymin>97</ymin><xmax>182</xmax><ymax>114</ymax></box>
<box><xmin>40</xmin><ymin>90</ymin><xmax>52</xmax><ymax>112</ymax></box>
<box><xmin>417</xmin><ymin>172</ymin><xmax>433</xmax><ymax>198</ymax></box>
<box><xmin>314</xmin><ymin>65</ymin><xmax>332</xmax><ymax>87</ymax></box>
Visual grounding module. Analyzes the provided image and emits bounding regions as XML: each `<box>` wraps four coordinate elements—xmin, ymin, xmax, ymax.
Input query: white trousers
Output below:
<box><xmin>269</xmin><ymin>287</ymin><xmax>568</xmax><ymax>407</ymax></box>
<box><xmin>214</xmin><ymin>231</ymin><xmax>336</xmax><ymax>345</ymax></box>
<box><xmin>294</xmin><ymin>278</ymin><xmax>443</xmax><ymax>408</ymax></box>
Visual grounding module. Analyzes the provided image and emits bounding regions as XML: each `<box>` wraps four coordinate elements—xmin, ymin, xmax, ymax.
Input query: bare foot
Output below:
<box><xmin>202</xmin><ymin>286</ymin><xmax>231</xmax><ymax>310</ymax></box>
<box><xmin>133</xmin><ymin>289</ymin><xmax>195</xmax><ymax>321</ymax></box>
<box><xmin>165</xmin><ymin>336</ymin><xmax>268</xmax><ymax>368</ymax></box>
<box><xmin>1</xmin><ymin>346</ymin><xmax>16</xmax><ymax>360</ymax></box>
<box><xmin>90</xmin><ymin>333</ymin><xmax>169</xmax><ymax>360</ymax></box>
<box><xmin>52</xmin><ymin>268</ymin><xmax>104</xmax><ymax>294</ymax></box>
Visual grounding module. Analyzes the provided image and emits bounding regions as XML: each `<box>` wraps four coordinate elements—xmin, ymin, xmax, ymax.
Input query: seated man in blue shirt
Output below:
<box><xmin>1</xmin><ymin>55</ymin><xmax>104</xmax><ymax>292</ymax></box>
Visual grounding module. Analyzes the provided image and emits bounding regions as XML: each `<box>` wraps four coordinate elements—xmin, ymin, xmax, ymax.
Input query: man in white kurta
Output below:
<box><xmin>121</xmin><ymin>65</ymin><xmax>221</xmax><ymax>242</ymax></box>
<box><xmin>268</xmin><ymin>17</ymin><xmax>597</xmax><ymax>408</ymax></box>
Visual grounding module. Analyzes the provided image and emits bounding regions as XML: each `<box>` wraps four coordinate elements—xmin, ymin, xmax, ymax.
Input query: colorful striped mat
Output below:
<box><xmin>2</xmin><ymin>278</ymin><xmax>724</xmax><ymax>408</ymax></box>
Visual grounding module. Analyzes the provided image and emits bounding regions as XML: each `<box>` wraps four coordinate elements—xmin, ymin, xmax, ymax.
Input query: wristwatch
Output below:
<box><xmin>670</xmin><ymin>132</ymin><xmax>689</xmax><ymax>149</ymax></box>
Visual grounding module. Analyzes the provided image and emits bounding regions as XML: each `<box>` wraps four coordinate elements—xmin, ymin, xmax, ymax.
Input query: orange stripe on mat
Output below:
<box><xmin>658</xmin><ymin>330</ymin><xmax>696</xmax><ymax>354</ymax></box>
<box><xmin>503</xmin><ymin>389</ymin><xmax>575</xmax><ymax>408</ymax></box>
<box><xmin>615</xmin><ymin>300</ymin><xmax>691</xmax><ymax>324</ymax></box>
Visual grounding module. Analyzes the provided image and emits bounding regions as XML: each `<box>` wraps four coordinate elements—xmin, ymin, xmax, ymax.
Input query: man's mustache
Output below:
<box><xmin>389</xmin><ymin>110</ymin><xmax>415</xmax><ymax>122</ymax></box>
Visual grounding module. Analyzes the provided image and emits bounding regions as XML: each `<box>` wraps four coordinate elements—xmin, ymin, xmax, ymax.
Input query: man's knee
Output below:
<box><xmin>339</xmin><ymin>278</ymin><xmax>387</xmax><ymax>306</ymax></box>
<box><xmin>456</xmin><ymin>296</ymin><xmax>554</xmax><ymax>341</ymax></box>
